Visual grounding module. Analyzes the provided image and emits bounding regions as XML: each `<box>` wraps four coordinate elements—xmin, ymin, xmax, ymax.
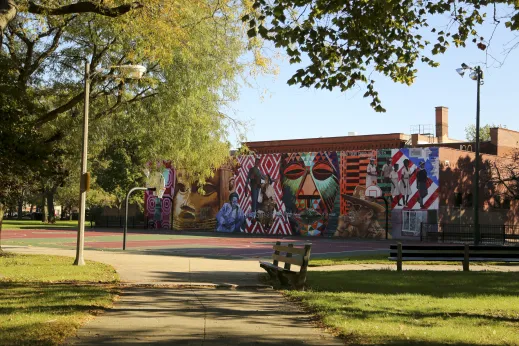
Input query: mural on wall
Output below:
<box><xmin>233</xmin><ymin>154</ymin><xmax>292</xmax><ymax>235</ymax></box>
<box><xmin>215</xmin><ymin>192</ymin><xmax>246</xmax><ymax>233</ymax></box>
<box><xmin>145</xmin><ymin>147</ymin><xmax>440</xmax><ymax>237</ymax></box>
<box><xmin>145</xmin><ymin>162</ymin><xmax>175</xmax><ymax>229</ymax></box>
<box><xmin>279</xmin><ymin>152</ymin><xmax>340</xmax><ymax>236</ymax></box>
<box><xmin>336</xmin><ymin>151</ymin><xmax>386</xmax><ymax>238</ymax></box>
<box><xmin>390</xmin><ymin>147</ymin><xmax>440</xmax><ymax>210</ymax></box>
<box><xmin>172</xmin><ymin>169</ymin><xmax>230</xmax><ymax>230</ymax></box>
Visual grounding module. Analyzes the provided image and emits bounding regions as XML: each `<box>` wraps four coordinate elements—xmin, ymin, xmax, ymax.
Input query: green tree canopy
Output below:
<box><xmin>465</xmin><ymin>123</ymin><xmax>506</xmax><ymax>142</ymax></box>
<box><xmin>243</xmin><ymin>0</ymin><xmax>519</xmax><ymax>112</ymax></box>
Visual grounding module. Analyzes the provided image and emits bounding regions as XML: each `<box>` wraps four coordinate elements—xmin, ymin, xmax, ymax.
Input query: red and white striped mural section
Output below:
<box><xmin>235</xmin><ymin>154</ymin><xmax>292</xmax><ymax>235</ymax></box>
<box><xmin>390</xmin><ymin>148</ymin><xmax>439</xmax><ymax>210</ymax></box>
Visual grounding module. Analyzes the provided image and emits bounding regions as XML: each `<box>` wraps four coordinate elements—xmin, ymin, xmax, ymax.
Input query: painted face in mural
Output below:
<box><xmin>347</xmin><ymin>202</ymin><xmax>375</xmax><ymax>227</ymax></box>
<box><xmin>173</xmin><ymin>171</ymin><xmax>220</xmax><ymax>223</ymax></box>
<box><xmin>280</xmin><ymin>152</ymin><xmax>339</xmax><ymax>214</ymax></box>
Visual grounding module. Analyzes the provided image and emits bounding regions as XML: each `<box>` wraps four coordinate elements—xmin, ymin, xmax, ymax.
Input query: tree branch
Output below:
<box><xmin>27</xmin><ymin>1</ymin><xmax>144</xmax><ymax>18</ymax></box>
<box><xmin>34</xmin><ymin>92</ymin><xmax>85</xmax><ymax>127</ymax></box>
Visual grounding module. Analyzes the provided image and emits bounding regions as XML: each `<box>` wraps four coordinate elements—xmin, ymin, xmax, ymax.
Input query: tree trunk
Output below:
<box><xmin>30</xmin><ymin>204</ymin><xmax>34</xmax><ymax>214</ymax></box>
<box><xmin>0</xmin><ymin>202</ymin><xmax>4</xmax><ymax>252</ymax></box>
<box><xmin>17</xmin><ymin>196</ymin><xmax>23</xmax><ymax>220</ymax></box>
<box><xmin>41</xmin><ymin>195</ymin><xmax>48</xmax><ymax>223</ymax></box>
<box><xmin>47</xmin><ymin>192</ymin><xmax>56</xmax><ymax>223</ymax></box>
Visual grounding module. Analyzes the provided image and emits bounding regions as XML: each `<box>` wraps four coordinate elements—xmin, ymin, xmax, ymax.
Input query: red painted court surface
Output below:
<box><xmin>3</xmin><ymin>229</ymin><xmax>390</xmax><ymax>259</ymax></box>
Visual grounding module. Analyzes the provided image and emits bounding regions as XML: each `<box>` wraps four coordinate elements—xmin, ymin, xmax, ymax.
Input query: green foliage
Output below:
<box><xmin>244</xmin><ymin>1</ymin><xmax>519</xmax><ymax>112</ymax></box>
<box><xmin>1</xmin><ymin>0</ymin><xmax>263</xmax><ymax>216</ymax></box>
<box><xmin>465</xmin><ymin>123</ymin><xmax>506</xmax><ymax>142</ymax></box>
<box><xmin>287</xmin><ymin>270</ymin><xmax>519</xmax><ymax>345</ymax></box>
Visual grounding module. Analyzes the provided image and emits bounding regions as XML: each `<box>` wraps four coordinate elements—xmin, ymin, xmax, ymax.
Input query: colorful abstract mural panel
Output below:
<box><xmin>280</xmin><ymin>151</ymin><xmax>340</xmax><ymax>236</ymax></box>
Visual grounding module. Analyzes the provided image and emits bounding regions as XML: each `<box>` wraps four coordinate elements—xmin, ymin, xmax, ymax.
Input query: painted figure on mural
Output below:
<box><xmin>246</xmin><ymin>157</ymin><xmax>266</xmax><ymax>216</ymax></box>
<box><xmin>417</xmin><ymin>161</ymin><xmax>428</xmax><ymax>208</ymax></box>
<box><xmin>400</xmin><ymin>159</ymin><xmax>412</xmax><ymax>206</ymax></box>
<box><xmin>172</xmin><ymin>170</ymin><xmax>220</xmax><ymax>228</ymax></box>
<box><xmin>255</xmin><ymin>174</ymin><xmax>278</xmax><ymax>229</ymax></box>
<box><xmin>390</xmin><ymin>163</ymin><xmax>402</xmax><ymax>206</ymax></box>
<box><xmin>280</xmin><ymin>152</ymin><xmax>339</xmax><ymax>236</ymax></box>
<box><xmin>216</xmin><ymin>192</ymin><xmax>245</xmax><ymax>232</ymax></box>
<box><xmin>334</xmin><ymin>186</ymin><xmax>385</xmax><ymax>238</ymax></box>
<box><xmin>381</xmin><ymin>159</ymin><xmax>392</xmax><ymax>184</ymax></box>
<box><xmin>366</xmin><ymin>158</ymin><xmax>377</xmax><ymax>187</ymax></box>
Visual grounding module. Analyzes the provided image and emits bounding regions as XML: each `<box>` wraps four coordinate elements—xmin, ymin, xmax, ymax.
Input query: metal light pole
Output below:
<box><xmin>73</xmin><ymin>62</ymin><xmax>147</xmax><ymax>265</ymax></box>
<box><xmin>456</xmin><ymin>64</ymin><xmax>483</xmax><ymax>245</ymax></box>
<box><xmin>474</xmin><ymin>66</ymin><xmax>482</xmax><ymax>245</ymax></box>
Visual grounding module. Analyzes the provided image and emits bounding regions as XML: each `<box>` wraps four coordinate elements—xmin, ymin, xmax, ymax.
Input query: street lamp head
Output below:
<box><xmin>116</xmin><ymin>65</ymin><xmax>147</xmax><ymax>79</ymax></box>
<box><xmin>469</xmin><ymin>71</ymin><xmax>478</xmax><ymax>81</ymax></box>
<box><xmin>456</xmin><ymin>68</ymin><xmax>465</xmax><ymax>77</ymax></box>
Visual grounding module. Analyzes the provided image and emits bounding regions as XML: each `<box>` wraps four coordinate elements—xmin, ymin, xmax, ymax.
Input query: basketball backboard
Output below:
<box><xmin>146</xmin><ymin>171</ymin><xmax>166</xmax><ymax>198</ymax></box>
<box><xmin>366</xmin><ymin>185</ymin><xmax>383</xmax><ymax>198</ymax></box>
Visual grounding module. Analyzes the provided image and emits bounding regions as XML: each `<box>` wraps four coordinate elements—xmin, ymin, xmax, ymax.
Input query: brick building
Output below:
<box><xmin>244</xmin><ymin>106</ymin><xmax>519</xmax><ymax>239</ymax></box>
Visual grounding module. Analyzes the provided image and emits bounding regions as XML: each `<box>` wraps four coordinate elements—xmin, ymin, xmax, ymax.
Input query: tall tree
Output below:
<box><xmin>244</xmin><ymin>1</ymin><xmax>519</xmax><ymax>112</ymax></box>
<box><xmin>1</xmin><ymin>0</ymin><xmax>267</xmax><ymax>246</ymax></box>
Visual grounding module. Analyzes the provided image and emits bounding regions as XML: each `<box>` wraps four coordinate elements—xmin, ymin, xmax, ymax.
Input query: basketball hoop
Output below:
<box><xmin>366</xmin><ymin>185</ymin><xmax>383</xmax><ymax>198</ymax></box>
<box><xmin>146</xmin><ymin>170</ymin><xmax>166</xmax><ymax>197</ymax></box>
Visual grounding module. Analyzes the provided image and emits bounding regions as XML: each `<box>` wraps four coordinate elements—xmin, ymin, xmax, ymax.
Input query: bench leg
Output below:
<box><xmin>292</xmin><ymin>274</ymin><xmax>306</xmax><ymax>291</ymax></box>
<box><xmin>264</xmin><ymin>268</ymin><xmax>277</xmax><ymax>280</ymax></box>
<box><xmin>277</xmin><ymin>272</ymin><xmax>290</xmax><ymax>286</ymax></box>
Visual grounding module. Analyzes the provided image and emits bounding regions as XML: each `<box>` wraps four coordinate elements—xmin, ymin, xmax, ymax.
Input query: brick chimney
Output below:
<box><xmin>435</xmin><ymin>106</ymin><xmax>448</xmax><ymax>143</ymax></box>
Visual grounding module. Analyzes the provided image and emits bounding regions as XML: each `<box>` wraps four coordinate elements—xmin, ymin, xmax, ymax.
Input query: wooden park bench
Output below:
<box><xmin>260</xmin><ymin>241</ymin><xmax>312</xmax><ymax>290</ymax></box>
<box><xmin>389</xmin><ymin>243</ymin><xmax>519</xmax><ymax>271</ymax></box>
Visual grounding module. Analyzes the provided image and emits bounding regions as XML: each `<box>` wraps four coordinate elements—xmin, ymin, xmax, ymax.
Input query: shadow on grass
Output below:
<box><xmin>304</xmin><ymin>270</ymin><xmax>519</xmax><ymax>297</ymax></box>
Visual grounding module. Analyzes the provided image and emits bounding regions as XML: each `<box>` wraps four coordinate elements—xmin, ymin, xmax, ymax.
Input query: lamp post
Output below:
<box><xmin>456</xmin><ymin>63</ymin><xmax>484</xmax><ymax>245</ymax></box>
<box><xmin>74</xmin><ymin>62</ymin><xmax>147</xmax><ymax>266</ymax></box>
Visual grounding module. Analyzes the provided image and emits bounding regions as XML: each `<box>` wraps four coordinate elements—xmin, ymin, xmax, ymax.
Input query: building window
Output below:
<box><xmin>402</xmin><ymin>210</ymin><xmax>426</xmax><ymax>237</ymax></box>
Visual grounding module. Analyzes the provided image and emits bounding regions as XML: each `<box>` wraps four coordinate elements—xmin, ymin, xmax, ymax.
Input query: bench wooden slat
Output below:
<box><xmin>388</xmin><ymin>256</ymin><xmax>519</xmax><ymax>262</ymax></box>
<box><xmin>273</xmin><ymin>245</ymin><xmax>307</xmax><ymax>255</ymax></box>
<box><xmin>390</xmin><ymin>244</ymin><xmax>519</xmax><ymax>251</ymax></box>
<box><xmin>390</xmin><ymin>242</ymin><xmax>519</xmax><ymax>272</ymax></box>
<box><xmin>390</xmin><ymin>250</ymin><xmax>519</xmax><ymax>256</ymax></box>
<box><xmin>272</xmin><ymin>254</ymin><xmax>304</xmax><ymax>266</ymax></box>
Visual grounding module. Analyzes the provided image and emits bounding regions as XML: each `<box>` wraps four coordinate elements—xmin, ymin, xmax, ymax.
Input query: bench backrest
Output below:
<box><xmin>272</xmin><ymin>241</ymin><xmax>312</xmax><ymax>271</ymax></box>
<box><xmin>389</xmin><ymin>244</ymin><xmax>519</xmax><ymax>261</ymax></box>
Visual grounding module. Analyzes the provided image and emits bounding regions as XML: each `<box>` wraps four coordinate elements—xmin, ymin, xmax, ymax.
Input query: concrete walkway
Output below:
<box><xmin>5</xmin><ymin>246</ymin><xmax>342</xmax><ymax>345</ymax></box>
<box><xmin>6</xmin><ymin>245</ymin><xmax>518</xmax><ymax>345</ymax></box>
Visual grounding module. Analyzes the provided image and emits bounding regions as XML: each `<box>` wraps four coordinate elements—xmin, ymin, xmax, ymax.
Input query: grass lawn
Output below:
<box><xmin>286</xmin><ymin>270</ymin><xmax>519</xmax><ymax>345</ymax></box>
<box><xmin>2</xmin><ymin>220</ymin><xmax>78</xmax><ymax>230</ymax></box>
<box><xmin>310</xmin><ymin>253</ymin><xmax>391</xmax><ymax>266</ymax></box>
<box><xmin>309</xmin><ymin>253</ymin><xmax>519</xmax><ymax>267</ymax></box>
<box><xmin>0</xmin><ymin>252</ymin><xmax>119</xmax><ymax>345</ymax></box>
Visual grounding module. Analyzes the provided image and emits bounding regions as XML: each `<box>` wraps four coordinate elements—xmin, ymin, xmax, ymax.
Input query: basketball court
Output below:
<box><xmin>2</xmin><ymin>228</ymin><xmax>390</xmax><ymax>259</ymax></box>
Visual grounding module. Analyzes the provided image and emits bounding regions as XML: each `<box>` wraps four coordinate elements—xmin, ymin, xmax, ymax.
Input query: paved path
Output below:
<box><xmin>5</xmin><ymin>246</ymin><xmax>342</xmax><ymax>345</ymax></box>
<box><xmin>6</xmin><ymin>245</ymin><xmax>518</xmax><ymax>345</ymax></box>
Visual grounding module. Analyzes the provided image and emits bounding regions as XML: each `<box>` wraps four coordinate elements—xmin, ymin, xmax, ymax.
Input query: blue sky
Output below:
<box><xmin>231</xmin><ymin>11</ymin><xmax>519</xmax><ymax>146</ymax></box>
